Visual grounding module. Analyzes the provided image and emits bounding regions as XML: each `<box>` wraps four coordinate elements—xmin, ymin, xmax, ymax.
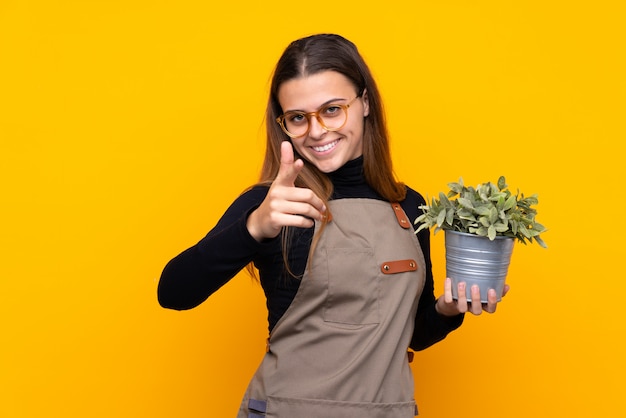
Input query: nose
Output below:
<box><xmin>307</xmin><ymin>115</ymin><xmax>328</xmax><ymax>139</ymax></box>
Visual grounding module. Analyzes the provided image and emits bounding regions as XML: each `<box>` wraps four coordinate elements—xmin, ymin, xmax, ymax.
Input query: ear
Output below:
<box><xmin>361</xmin><ymin>89</ymin><xmax>370</xmax><ymax>117</ymax></box>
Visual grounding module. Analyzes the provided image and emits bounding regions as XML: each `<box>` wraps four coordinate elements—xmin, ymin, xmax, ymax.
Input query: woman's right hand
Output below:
<box><xmin>246</xmin><ymin>141</ymin><xmax>327</xmax><ymax>242</ymax></box>
<box><xmin>435</xmin><ymin>278</ymin><xmax>510</xmax><ymax>316</ymax></box>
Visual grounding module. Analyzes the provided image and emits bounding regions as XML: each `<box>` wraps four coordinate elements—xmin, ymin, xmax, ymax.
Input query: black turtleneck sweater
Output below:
<box><xmin>158</xmin><ymin>157</ymin><xmax>463</xmax><ymax>351</ymax></box>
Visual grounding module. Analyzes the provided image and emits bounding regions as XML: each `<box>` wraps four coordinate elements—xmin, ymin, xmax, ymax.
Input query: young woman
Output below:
<box><xmin>158</xmin><ymin>33</ymin><xmax>506</xmax><ymax>418</ymax></box>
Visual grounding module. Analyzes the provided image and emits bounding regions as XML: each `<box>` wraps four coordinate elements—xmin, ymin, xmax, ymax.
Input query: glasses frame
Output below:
<box><xmin>276</xmin><ymin>96</ymin><xmax>360</xmax><ymax>138</ymax></box>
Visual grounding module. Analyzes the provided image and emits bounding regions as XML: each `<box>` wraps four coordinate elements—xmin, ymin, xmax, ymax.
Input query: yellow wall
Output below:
<box><xmin>1</xmin><ymin>1</ymin><xmax>624</xmax><ymax>416</ymax></box>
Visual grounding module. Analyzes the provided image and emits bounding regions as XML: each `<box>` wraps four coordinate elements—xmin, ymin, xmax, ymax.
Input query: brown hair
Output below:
<box><xmin>252</xmin><ymin>34</ymin><xmax>406</xmax><ymax>278</ymax></box>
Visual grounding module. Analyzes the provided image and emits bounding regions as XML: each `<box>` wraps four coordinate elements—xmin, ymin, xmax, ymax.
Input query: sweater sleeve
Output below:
<box><xmin>157</xmin><ymin>186</ymin><xmax>271</xmax><ymax>310</ymax></box>
<box><xmin>402</xmin><ymin>188</ymin><xmax>464</xmax><ymax>351</ymax></box>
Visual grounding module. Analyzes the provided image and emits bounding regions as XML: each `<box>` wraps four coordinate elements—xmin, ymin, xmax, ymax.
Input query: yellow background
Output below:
<box><xmin>1</xmin><ymin>1</ymin><xmax>624</xmax><ymax>417</ymax></box>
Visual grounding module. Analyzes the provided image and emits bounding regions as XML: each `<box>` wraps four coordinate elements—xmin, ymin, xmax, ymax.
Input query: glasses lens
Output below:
<box><xmin>281</xmin><ymin>112</ymin><xmax>307</xmax><ymax>137</ymax></box>
<box><xmin>281</xmin><ymin>104</ymin><xmax>348</xmax><ymax>137</ymax></box>
<box><xmin>319</xmin><ymin>104</ymin><xmax>348</xmax><ymax>131</ymax></box>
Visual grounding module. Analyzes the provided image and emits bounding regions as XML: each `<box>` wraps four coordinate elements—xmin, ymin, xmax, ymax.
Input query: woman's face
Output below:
<box><xmin>277</xmin><ymin>71</ymin><xmax>369</xmax><ymax>173</ymax></box>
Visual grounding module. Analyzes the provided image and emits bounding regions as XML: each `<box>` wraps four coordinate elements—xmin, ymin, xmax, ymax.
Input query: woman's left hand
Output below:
<box><xmin>435</xmin><ymin>278</ymin><xmax>510</xmax><ymax>316</ymax></box>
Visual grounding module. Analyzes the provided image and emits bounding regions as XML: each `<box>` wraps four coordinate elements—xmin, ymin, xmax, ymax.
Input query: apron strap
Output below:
<box><xmin>391</xmin><ymin>202</ymin><xmax>411</xmax><ymax>229</ymax></box>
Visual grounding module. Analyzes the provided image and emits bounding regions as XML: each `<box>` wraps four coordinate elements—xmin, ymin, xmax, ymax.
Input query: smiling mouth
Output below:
<box><xmin>312</xmin><ymin>140</ymin><xmax>338</xmax><ymax>153</ymax></box>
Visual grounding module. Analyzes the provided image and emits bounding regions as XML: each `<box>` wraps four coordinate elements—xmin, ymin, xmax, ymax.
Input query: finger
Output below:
<box><xmin>470</xmin><ymin>285</ymin><xmax>482</xmax><ymax>315</ymax></box>
<box><xmin>272</xmin><ymin>199</ymin><xmax>326</xmax><ymax>223</ymax></box>
<box><xmin>456</xmin><ymin>282</ymin><xmax>468</xmax><ymax>313</ymax></box>
<box><xmin>273</xmin><ymin>142</ymin><xmax>327</xmax><ymax>217</ymax></box>
<box><xmin>269</xmin><ymin>184</ymin><xmax>327</xmax><ymax>220</ymax></box>
<box><xmin>482</xmin><ymin>288</ymin><xmax>498</xmax><ymax>313</ymax></box>
<box><xmin>275</xmin><ymin>141</ymin><xmax>303</xmax><ymax>187</ymax></box>
<box><xmin>269</xmin><ymin>212</ymin><xmax>316</xmax><ymax>229</ymax></box>
<box><xmin>444</xmin><ymin>277</ymin><xmax>453</xmax><ymax>304</ymax></box>
<box><xmin>502</xmin><ymin>284</ymin><xmax>511</xmax><ymax>297</ymax></box>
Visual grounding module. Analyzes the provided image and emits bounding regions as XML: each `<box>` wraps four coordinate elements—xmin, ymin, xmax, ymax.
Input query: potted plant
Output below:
<box><xmin>414</xmin><ymin>176</ymin><xmax>547</xmax><ymax>302</ymax></box>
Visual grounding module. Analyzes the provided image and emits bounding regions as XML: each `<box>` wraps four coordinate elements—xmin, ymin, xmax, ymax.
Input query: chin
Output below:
<box><xmin>312</xmin><ymin>160</ymin><xmax>344</xmax><ymax>173</ymax></box>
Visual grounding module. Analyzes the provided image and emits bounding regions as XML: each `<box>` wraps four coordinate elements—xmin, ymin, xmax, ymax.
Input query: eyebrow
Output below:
<box><xmin>284</xmin><ymin>97</ymin><xmax>349</xmax><ymax>113</ymax></box>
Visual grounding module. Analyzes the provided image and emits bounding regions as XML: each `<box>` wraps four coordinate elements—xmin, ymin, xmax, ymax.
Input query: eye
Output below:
<box><xmin>321</xmin><ymin>105</ymin><xmax>342</xmax><ymax>117</ymax></box>
<box><xmin>286</xmin><ymin>112</ymin><xmax>307</xmax><ymax>125</ymax></box>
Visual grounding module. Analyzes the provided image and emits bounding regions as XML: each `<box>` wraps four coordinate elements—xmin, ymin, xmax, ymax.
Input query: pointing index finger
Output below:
<box><xmin>275</xmin><ymin>141</ymin><xmax>302</xmax><ymax>187</ymax></box>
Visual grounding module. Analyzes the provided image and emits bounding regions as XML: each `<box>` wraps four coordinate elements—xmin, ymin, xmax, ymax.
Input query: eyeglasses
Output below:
<box><xmin>276</xmin><ymin>96</ymin><xmax>360</xmax><ymax>138</ymax></box>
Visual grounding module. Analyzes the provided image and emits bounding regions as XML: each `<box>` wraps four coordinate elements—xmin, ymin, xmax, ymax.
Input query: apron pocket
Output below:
<box><xmin>266</xmin><ymin>396</ymin><xmax>417</xmax><ymax>418</ymax></box>
<box><xmin>323</xmin><ymin>247</ymin><xmax>380</xmax><ymax>325</ymax></box>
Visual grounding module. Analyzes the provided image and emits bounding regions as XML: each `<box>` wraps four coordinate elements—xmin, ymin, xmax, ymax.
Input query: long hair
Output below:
<box><xmin>252</xmin><ymin>34</ymin><xmax>406</xmax><ymax>278</ymax></box>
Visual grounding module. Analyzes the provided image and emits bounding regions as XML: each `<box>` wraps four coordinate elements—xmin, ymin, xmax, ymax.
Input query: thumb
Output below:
<box><xmin>275</xmin><ymin>141</ymin><xmax>303</xmax><ymax>187</ymax></box>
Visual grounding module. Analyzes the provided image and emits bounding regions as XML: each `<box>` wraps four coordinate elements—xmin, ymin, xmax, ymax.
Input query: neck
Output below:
<box><xmin>328</xmin><ymin>156</ymin><xmax>382</xmax><ymax>200</ymax></box>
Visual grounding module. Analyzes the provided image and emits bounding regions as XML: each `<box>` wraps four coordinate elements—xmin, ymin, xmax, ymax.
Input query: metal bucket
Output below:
<box><xmin>445</xmin><ymin>230</ymin><xmax>514</xmax><ymax>303</ymax></box>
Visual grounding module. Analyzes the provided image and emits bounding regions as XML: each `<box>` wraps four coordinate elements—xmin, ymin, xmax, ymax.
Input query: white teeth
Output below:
<box><xmin>312</xmin><ymin>141</ymin><xmax>338</xmax><ymax>152</ymax></box>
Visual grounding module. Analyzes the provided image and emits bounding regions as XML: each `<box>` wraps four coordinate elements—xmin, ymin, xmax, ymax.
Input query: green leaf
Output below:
<box><xmin>527</xmin><ymin>228</ymin><xmax>541</xmax><ymax>237</ymax></box>
<box><xmin>495</xmin><ymin>195</ymin><xmax>505</xmax><ymax>210</ymax></box>
<box><xmin>526</xmin><ymin>194</ymin><xmax>539</xmax><ymax>205</ymax></box>
<box><xmin>436</xmin><ymin>208</ymin><xmax>446</xmax><ymax>227</ymax></box>
<box><xmin>532</xmin><ymin>223</ymin><xmax>547</xmax><ymax>233</ymax></box>
<box><xmin>448</xmin><ymin>181</ymin><xmax>463</xmax><ymax>194</ymax></box>
<box><xmin>489</xmin><ymin>183</ymin><xmax>499</xmax><ymax>196</ymax></box>
<box><xmin>535</xmin><ymin>235</ymin><xmax>548</xmax><ymax>248</ymax></box>
<box><xmin>488</xmin><ymin>225</ymin><xmax>497</xmax><ymax>240</ymax></box>
<box><xmin>503</xmin><ymin>194</ymin><xmax>517</xmax><ymax>211</ymax></box>
<box><xmin>475</xmin><ymin>226</ymin><xmax>489</xmax><ymax>237</ymax></box>
<box><xmin>458</xmin><ymin>197</ymin><xmax>473</xmax><ymax>208</ymax></box>
<box><xmin>439</xmin><ymin>192</ymin><xmax>450</xmax><ymax>206</ymax></box>
<box><xmin>446</xmin><ymin>208</ymin><xmax>455</xmax><ymax>226</ymax></box>
<box><xmin>518</xmin><ymin>224</ymin><xmax>530</xmax><ymax>238</ymax></box>
<box><xmin>457</xmin><ymin>214</ymin><xmax>474</xmax><ymax>220</ymax></box>
<box><xmin>494</xmin><ymin>222</ymin><xmax>509</xmax><ymax>232</ymax></box>
<box><xmin>474</xmin><ymin>206</ymin><xmax>491</xmax><ymax>216</ymax></box>
<box><xmin>489</xmin><ymin>207</ymin><xmax>499</xmax><ymax>223</ymax></box>
<box><xmin>497</xmin><ymin>176</ymin><xmax>507</xmax><ymax>190</ymax></box>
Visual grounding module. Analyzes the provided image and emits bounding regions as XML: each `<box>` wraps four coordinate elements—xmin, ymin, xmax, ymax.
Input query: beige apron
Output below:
<box><xmin>238</xmin><ymin>199</ymin><xmax>426</xmax><ymax>418</ymax></box>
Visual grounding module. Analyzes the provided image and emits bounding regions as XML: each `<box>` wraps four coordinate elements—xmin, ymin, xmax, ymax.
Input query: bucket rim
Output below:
<box><xmin>444</xmin><ymin>229</ymin><xmax>516</xmax><ymax>241</ymax></box>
